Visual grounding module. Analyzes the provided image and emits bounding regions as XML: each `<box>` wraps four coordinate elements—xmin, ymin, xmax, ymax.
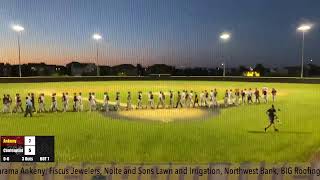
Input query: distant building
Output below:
<box><xmin>112</xmin><ymin>64</ymin><xmax>137</xmax><ymax>76</ymax></box>
<box><xmin>26</xmin><ymin>63</ymin><xmax>57</xmax><ymax>76</ymax></box>
<box><xmin>66</xmin><ymin>62</ymin><xmax>97</xmax><ymax>76</ymax></box>
<box><xmin>99</xmin><ymin>65</ymin><xmax>112</xmax><ymax>76</ymax></box>
<box><xmin>284</xmin><ymin>66</ymin><xmax>308</xmax><ymax>77</ymax></box>
<box><xmin>146</xmin><ymin>64</ymin><xmax>175</xmax><ymax>75</ymax></box>
<box><xmin>269</xmin><ymin>68</ymin><xmax>288</xmax><ymax>76</ymax></box>
<box><xmin>0</xmin><ymin>63</ymin><xmax>12</xmax><ymax>77</ymax></box>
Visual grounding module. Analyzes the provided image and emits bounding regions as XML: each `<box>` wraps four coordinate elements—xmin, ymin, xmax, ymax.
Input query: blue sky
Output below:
<box><xmin>0</xmin><ymin>0</ymin><xmax>319</xmax><ymax>67</ymax></box>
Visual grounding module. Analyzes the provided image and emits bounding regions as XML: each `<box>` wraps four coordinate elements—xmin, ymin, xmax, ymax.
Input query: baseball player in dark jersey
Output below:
<box><xmin>271</xmin><ymin>88</ymin><xmax>277</xmax><ymax>102</ymax></box>
<box><xmin>169</xmin><ymin>91</ymin><xmax>174</xmax><ymax>108</ymax></box>
<box><xmin>241</xmin><ymin>89</ymin><xmax>246</xmax><ymax>104</ymax></box>
<box><xmin>247</xmin><ymin>88</ymin><xmax>253</xmax><ymax>104</ymax></box>
<box><xmin>265</xmin><ymin>105</ymin><xmax>279</xmax><ymax>132</ymax></box>
<box><xmin>204</xmin><ymin>90</ymin><xmax>209</xmax><ymax>107</ymax></box>
<box><xmin>31</xmin><ymin>93</ymin><xmax>35</xmax><ymax>112</ymax></box>
<box><xmin>262</xmin><ymin>87</ymin><xmax>268</xmax><ymax>103</ymax></box>
<box><xmin>193</xmin><ymin>92</ymin><xmax>200</xmax><ymax>107</ymax></box>
<box><xmin>213</xmin><ymin>89</ymin><xmax>218</xmax><ymax>108</ymax></box>
<box><xmin>254</xmin><ymin>88</ymin><xmax>260</xmax><ymax>103</ymax></box>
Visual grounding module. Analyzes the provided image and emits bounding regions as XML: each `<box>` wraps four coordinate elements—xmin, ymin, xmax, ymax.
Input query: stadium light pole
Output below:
<box><xmin>297</xmin><ymin>24</ymin><xmax>312</xmax><ymax>78</ymax></box>
<box><xmin>92</xmin><ymin>33</ymin><xmax>102</xmax><ymax>76</ymax></box>
<box><xmin>12</xmin><ymin>25</ymin><xmax>24</xmax><ymax>78</ymax></box>
<box><xmin>220</xmin><ymin>32</ymin><xmax>231</xmax><ymax>77</ymax></box>
<box><xmin>221</xmin><ymin>63</ymin><xmax>226</xmax><ymax>77</ymax></box>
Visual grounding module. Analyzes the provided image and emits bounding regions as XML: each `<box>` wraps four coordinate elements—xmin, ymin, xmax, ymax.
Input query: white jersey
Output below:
<box><xmin>40</xmin><ymin>96</ymin><xmax>45</xmax><ymax>102</ymax></box>
<box><xmin>158</xmin><ymin>93</ymin><xmax>163</xmax><ymax>100</ymax></box>
<box><xmin>181</xmin><ymin>92</ymin><xmax>186</xmax><ymax>99</ymax></box>
<box><xmin>78</xmin><ymin>95</ymin><xmax>82</xmax><ymax>104</ymax></box>
<box><xmin>91</xmin><ymin>95</ymin><xmax>96</xmax><ymax>104</ymax></box>
<box><xmin>189</xmin><ymin>93</ymin><xmax>193</xmax><ymax>100</ymax></box>
<box><xmin>210</xmin><ymin>92</ymin><xmax>214</xmax><ymax>100</ymax></box>
<box><xmin>104</xmin><ymin>95</ymin><xmax>108</xmax><ymax>102</ymax></box>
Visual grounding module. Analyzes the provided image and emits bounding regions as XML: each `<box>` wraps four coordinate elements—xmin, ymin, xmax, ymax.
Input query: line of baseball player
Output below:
<box><xmin>2</xmin><ymin>88</ymin><xmax>277</xmax><ymax>116</ymax></box>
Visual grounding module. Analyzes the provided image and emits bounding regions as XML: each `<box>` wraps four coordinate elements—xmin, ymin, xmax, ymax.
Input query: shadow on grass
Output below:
<box><xmin>247</xmin><ymin>130</ymin><xmax>312</xmax><ymax>135</ymax></box>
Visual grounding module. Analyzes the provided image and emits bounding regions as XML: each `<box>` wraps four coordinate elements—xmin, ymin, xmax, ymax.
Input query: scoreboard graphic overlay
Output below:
<box><xmin>1</xmin><ymin>136</ymin><xmax>54</xmax><ymax>162</ymax></box>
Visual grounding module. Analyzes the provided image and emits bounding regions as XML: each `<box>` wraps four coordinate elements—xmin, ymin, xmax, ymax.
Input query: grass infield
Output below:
<box><xmin>0</xmin><ymin>81</ymin><xmax>319</xmax><ymax>163</ymax></box>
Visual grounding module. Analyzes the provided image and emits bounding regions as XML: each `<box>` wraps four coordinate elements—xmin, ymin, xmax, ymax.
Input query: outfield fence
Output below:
<box><xmin>0</xmin><ymin>76</ymin><xmax>320</xmax><ymax>83</ymax></box>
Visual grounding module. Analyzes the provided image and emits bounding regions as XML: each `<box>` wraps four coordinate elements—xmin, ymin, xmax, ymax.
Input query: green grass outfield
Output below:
<box><xmin>0</xmin><ymin>81</ymin><xmax>319</xmax><ymax>163</ymax></box>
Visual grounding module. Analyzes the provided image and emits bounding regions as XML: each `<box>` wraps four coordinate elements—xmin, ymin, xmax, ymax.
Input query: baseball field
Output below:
<box><xmin>0</xmin><ymin>80</ymin><xmax>319</xmax><ymax>163</ymax></box>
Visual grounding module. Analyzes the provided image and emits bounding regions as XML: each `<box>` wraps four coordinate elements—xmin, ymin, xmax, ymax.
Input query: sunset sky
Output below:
<box><xmin>0</xmin><ymin>0</ymin><xmax>320</xmax><ymax>67</ymax></box>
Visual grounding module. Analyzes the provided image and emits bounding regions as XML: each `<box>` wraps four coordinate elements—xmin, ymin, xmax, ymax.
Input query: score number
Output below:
<box><xmin>2</xmin><ymin>157</ymin><xmax>10</xmax><ymax>162</ymax></box>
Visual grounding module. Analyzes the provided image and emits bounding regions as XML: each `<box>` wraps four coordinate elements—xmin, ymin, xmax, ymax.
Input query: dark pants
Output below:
<box><xmin>176</xmin><ymin>100</ymin><xmax>183</xmax><ymax>108</ymax></box>
<box><xmin>24</xmin><ymin>106</ymin><xmax>32</xmax><ymax>117</ymax></box>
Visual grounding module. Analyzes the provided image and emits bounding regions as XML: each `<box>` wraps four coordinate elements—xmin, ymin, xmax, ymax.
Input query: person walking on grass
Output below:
<box><xmin>115</xmin><ymin>92</ymin><xmax>121</xmax><ymax>111</ymax></box>
<box><xmin>262</xmin><ymin>87</ymin><xmax>268</xmax><ymax>103</ymax></box>
<box><xmin>247</xmin><ymin>88</ymin><xmax>253</xmax><ymax>104</ymax></box>
<box><xmin>51</xmin><ymin>93</ymin><xmax>58</xmax><ymax>112</ymax></box>
<box><xmin>264</xmin><ymin>104</ymin><xmax>279</xmax><ymax>132</ymax></box>
<box><xmin>103</xmin><ymin>92</ymin><xmax>110</xmax><ymax>112</ymax></box>
<box><xmin>254</xmin><ymin>88</ymin><xmax>260</xmax><ymax>103</ymax></box>
<box><xmin>38</xmin><ymin>93</ymin><xmax>46</xmax><ymax>113</ymax></box>
<box><xmin>235</xmin><ymin>89</ymin><xmax>240</xmax><ymax>106</ymax></box>
<box><xmin>193</xmin><ymin>92</ymin><xmax>200</xmax><ymax>108</ymax></box>
<box><xmin>62</xmin><ymin>92</ymin><xmax>68</xmax><ymax>112</ymax></box>
<box><xmin>241</xmin><ymin>89</ymin><xmax>246</xmax><ymax>104</ymax></box>
<box><xmin>31</xmin><ymin>93</ymin><xmax>36</xmax><ymax>112</ymax></box>
<box><xmin>127</xmin><ymin>91</ymin><xmax>133</xmax><ymax>110</ymax></box>
<box><xmin>78</xmin><ymin>92</ymin><xmax>83</xmax><ymax>112</ymax></box>
<box><xmin>169</xmin><ymin>91</ymin><xmax>174</xmax><ymax>108</ymax></box>
<box><xmin>89</xmin><ymin>92</ymin><xmax>97</xmax><ymax>112</ymax></box>
<box><xmin>13</xmin><ymin>93</ymin><xmax>24</xmax><ymax>113</ymax></box>
<box><xmin>176</xmin><ymin>91</ymin><xmax>183</xmax><ymax>108</ymax></box>
<box><xmin>24</xmin><ymin>97</ymin><xmax>33</xmax><ymax>117</ymax></box>
<box><xmin>137</xmin><ymin>91</ymin><xmax>143</xmax><ymax>109</ymax></box>
<box><xmin>147</xmin><ymin>91</ymin><xmax>154</xmax><ymax>109</ymax></box>
<box><xmin>271</xmin><ymin>88</ymin><xmax>277</xmax><ymax>102</ymax></box>
<box><xmin>157</xmin><ymin>91</ymin><xmax>165</xmax><ymax>109</ymax></box>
